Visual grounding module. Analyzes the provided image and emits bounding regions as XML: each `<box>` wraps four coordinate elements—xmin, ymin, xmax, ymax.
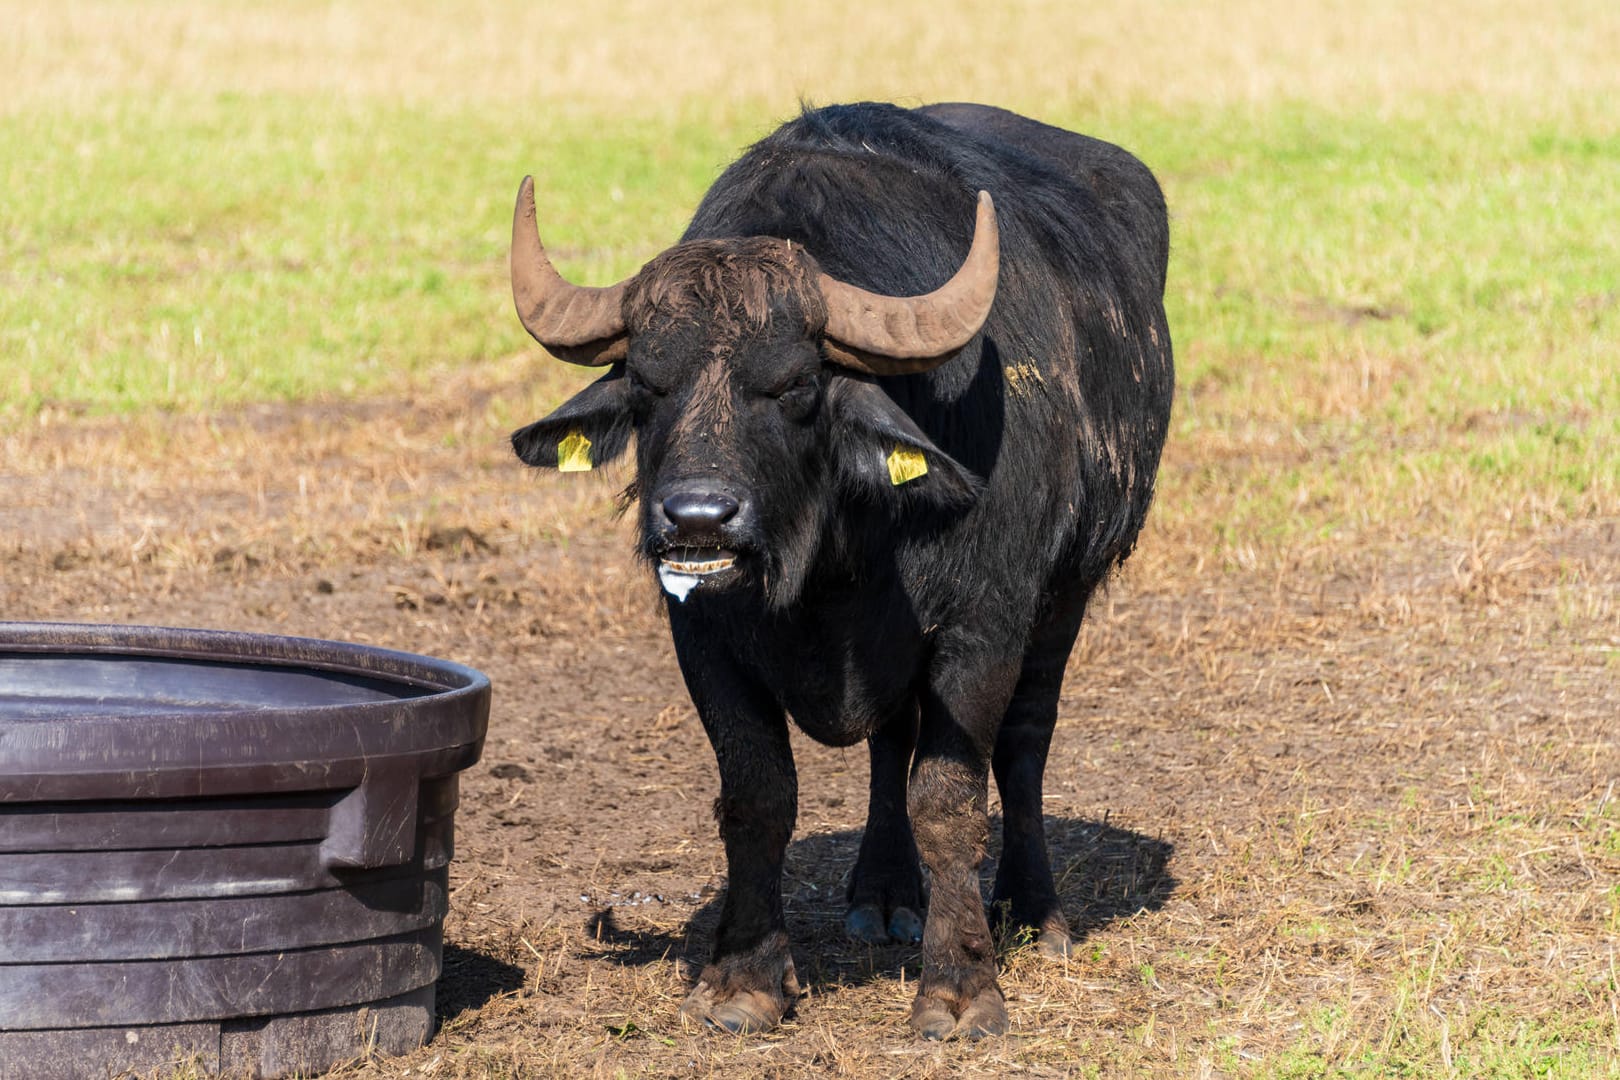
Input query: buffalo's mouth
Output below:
<box><xmin>655</xmin><ymin>546</ymin><xmax>743</xmax><ymax>601</ymax></box>
<box><xmin>660</xmin><ymin>546</ymin><xmax>738</xmax><ymax>575</ymax></box>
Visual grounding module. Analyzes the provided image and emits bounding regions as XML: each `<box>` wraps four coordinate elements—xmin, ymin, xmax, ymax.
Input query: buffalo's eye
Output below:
<box><xmin>627</xmin><ymin>367</ymin><xmax>666</xmax><ymax>398</ymax></box>
<box><xmin>778</xmin><ymin>373</ymin><xmax>817</xmax><ymax>398</ymax></box>
<box><xmin>772</xmin><ymin>371</ymin><xmax>820</xmax><ymax>420</ymax></box>
<box><xmin>771</xmin><ymin>375</ymin><xmax>822</xmax><ymax>417</ymax></box>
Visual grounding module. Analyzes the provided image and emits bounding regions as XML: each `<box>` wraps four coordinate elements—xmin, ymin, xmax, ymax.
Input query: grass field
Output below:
<box><xmin>3</xmin><ymin>2</ymin><xmax>1618</xmax><ymax>1077</ymax></box>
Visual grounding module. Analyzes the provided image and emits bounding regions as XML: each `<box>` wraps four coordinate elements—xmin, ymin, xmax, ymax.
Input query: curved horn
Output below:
<box><xmin>511</xmin><ymin>175</ymin><xmax>631</xmax><ymax>366</ymax></box>
<box><xmin>818</xmin><ymin>190</ymin><xmax>1000</xmax><ymax>376</ymax></box>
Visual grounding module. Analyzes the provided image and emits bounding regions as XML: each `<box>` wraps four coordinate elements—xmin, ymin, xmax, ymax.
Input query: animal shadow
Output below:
<box><xmin>580</xmin><ymin>814</ymin><xmax>1175</xmax><ymax>992</ymax></box>
<box><xmin>437</xmin><ymin>942</ymin><xmax>527</xmax><ymax>1017</ymax></box>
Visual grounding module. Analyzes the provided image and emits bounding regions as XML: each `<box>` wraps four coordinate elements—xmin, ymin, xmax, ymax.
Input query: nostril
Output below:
<box><xmin>661</xmin><ymin>490</ymin><xmax>740</xmax><ymax>531</ymax></box>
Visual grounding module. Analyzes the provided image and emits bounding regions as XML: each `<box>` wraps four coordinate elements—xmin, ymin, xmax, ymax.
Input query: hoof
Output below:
<box><xmin>909</xmin><ymin>996</ymin><xmax>957</xmax><ymax>1040</ymax></box>
<box><xmin>888</xmin><ymin>905</ymin><xmax>924</xmax><ymax>944</ymax></box>
<box><xmin>991</xmin><ymin>900</ymin><xmax>1073</xmax><ymax>959</ymax></box>
<box><xmin>677</xmin><ymin>982</ymin><xmax>718</xmax><ymax>1030</ymax></box>
<box><xmin>678</xmin><ymin>955</ymin><xmax>799</xmax><ymax>1035</ymax></box>
<box><xmin>908</xmin><ymin>985</ymin><xmax>1008</xmax><ymax>1040</ymax></box>
<box><xmin>955</xmin><ymin>988</ymin><xmax>1010</xmax><ymax>1038</ymax></box>
<box><xmin>1035</xmin><ymin>920</ymin><xmax>1073</xmax><ymax>960</ymax></box>
<box><xmin>844</xmin><ymin>903</ymin><xmax>924</xmax><ymax>945</ymax></box>
<box><xmin>844</xmin><ymin>903</ymin><xmax>889</xmax><ymax>945</ymax></box>
<box><xmin>706</xmin><ymin>990</ymin><xmax>787</xmax><ymax>1034</ymax></box>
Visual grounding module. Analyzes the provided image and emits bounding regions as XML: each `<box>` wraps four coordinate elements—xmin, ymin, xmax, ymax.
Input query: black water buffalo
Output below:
<box><xmin>510</xmin><ymin>102</ymin><xmax>1173</xmax><ymax>1039</ymax></box>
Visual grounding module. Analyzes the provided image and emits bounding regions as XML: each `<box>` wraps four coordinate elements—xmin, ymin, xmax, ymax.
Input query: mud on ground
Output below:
<box><xmin>2</xmin><ymin>381</ymin><xmax>1615</xmax><ymax>1078</ymax></box>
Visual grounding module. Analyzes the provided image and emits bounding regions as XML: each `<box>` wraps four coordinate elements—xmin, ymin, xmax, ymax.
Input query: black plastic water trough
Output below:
<box><xmin>0</xmin><ymin>622</ymin><xmax>490</xmax><ymax>1080</ymax></box>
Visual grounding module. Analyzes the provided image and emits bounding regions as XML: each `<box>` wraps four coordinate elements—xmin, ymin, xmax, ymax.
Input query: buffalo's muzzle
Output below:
<box><xmin>651</xmin><ymin>486</ymin><xmax>751</xmax><ymax>601</ymax></box>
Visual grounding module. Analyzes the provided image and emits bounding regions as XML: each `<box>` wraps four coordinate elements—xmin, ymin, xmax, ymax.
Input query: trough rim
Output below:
<box><xmin>0</xmin><ymin>620</ymin><xmax>491</xmax><ymax>802</ymax></box>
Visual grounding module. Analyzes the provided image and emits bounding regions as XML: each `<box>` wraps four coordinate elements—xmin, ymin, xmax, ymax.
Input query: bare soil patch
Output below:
<box><xmin>2</xmin><ymin>387</ymin><xmax>1614</xmax><ymax>1077</ymax></box>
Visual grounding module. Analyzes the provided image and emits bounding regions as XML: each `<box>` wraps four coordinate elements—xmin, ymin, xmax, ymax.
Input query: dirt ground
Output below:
<box><xmin>2</xmin><ymin>380</ymin><xmax>1615</xmax><ymax>1078</ymax></box>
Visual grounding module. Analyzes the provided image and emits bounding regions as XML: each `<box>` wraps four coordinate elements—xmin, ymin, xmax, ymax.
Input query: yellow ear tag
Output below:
<box><xmin>557</xmin><ymin>430</ymin><xmax>593</xmax><ymax>472</ymax></box>
<box><xmin>886</xmin><ymin>446</ymin><xmax>929</xmax><ymax>486</ymax></box>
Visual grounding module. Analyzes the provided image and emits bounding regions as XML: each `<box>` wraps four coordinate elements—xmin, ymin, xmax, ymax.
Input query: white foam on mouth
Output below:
<box><xmin>658</xmin><ymin>565</ymin><xmax>702</xmax><ymax>602</ymax></box>
<box><xmin>656</xmin><ymin>549</ymin><xmax>738</xmax><ymax>600</ymax></box>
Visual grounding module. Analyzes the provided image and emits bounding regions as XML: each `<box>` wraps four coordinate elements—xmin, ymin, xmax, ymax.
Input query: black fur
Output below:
<box><xmin>514</xmin><ymin>101</ymin><xmax>1173</xmax><ymax>1036</ymax></box>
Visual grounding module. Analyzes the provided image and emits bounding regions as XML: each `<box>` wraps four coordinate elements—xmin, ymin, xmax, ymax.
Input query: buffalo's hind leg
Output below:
<box><xmin>845</xmin><ymin>699</ymin><xmax>926</xmax><ymax>945</ymax></box>
<box><xmin>671</xmin><ymin>621</ymin><xmax>801</xmax><ymax>1034</ymax></box>
<box><xmin>990</xmin><ymin>578</ymin><xmax>1095</xmax><ymax>959</ymax></box>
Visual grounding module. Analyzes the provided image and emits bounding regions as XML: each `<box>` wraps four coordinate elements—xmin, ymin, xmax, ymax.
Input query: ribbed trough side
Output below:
<box><xmin>0</xmin><ymin>623</ymin><xmax>491</xmax><ymax>1080</ymax></box>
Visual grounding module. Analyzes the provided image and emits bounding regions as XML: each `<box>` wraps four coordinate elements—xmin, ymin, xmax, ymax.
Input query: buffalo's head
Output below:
<box><xmin>509</xmin><ymin>177</ymin><xmax>998</xmax><ymax>606</ymax></box>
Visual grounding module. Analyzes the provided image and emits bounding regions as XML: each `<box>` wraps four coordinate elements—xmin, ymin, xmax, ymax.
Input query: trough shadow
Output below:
<box><xmin>578</xmin><ymin>815</ymin><xmax>1175</xmax><ymax>993</ymax></box>
<box><xmin>436</xmin><ymin>942</ymin><xmax>527</xmax><ymax>1017</ymax></box>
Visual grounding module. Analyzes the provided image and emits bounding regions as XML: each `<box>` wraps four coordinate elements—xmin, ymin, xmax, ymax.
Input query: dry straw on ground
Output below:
<box><xmin>3</xmin><ymin>360</ymin><xmax>1614</xmax><ymax>1077</ymax></box>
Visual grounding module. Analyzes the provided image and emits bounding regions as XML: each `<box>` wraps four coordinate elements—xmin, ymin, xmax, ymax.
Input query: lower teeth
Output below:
<box><xmin>667</xmin><ymin>562</ymin><xmax>732</xmax><ymax>574</ymax></box>
<box><xmin>662</xmin><ymin>552</ymin><xmax>735</xmax><ymax>574</ymax></box>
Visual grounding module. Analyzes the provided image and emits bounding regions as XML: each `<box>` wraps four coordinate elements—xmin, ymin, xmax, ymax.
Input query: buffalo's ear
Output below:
<box><xmin>827</xmin><ymin>375</ymin><xmax>981</xmax><ymax>507</ymax></box>
<box><xmin>511</xmin><ymin>368</ymin><xmax>634</xmax><ymax>471</ymax></box>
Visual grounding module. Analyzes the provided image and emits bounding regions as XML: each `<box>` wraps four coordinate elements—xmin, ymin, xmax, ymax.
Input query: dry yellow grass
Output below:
<box><xmin>7</xmin><ymin>0</ymin><xmax>1620</xmax><ymax>118</ymax></box>
<box><xmin>2</xmin><ymin>373</ymin><xmax>1614</xmax><ymax>1078</ymax></box>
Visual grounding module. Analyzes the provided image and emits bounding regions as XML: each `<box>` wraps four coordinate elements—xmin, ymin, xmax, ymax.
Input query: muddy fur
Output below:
<box><xmin>690</xmin><ymin>929</ymin><xmax>800</xmax><ymax>1001</ymax></box>
<box><xmin>627</xmin><ymin>237</ymin><xmax>827</xmax><ymax>345</ymax></box>
<box><xmin>907</xmin><ymin>745</ymin><xmax>999</xmax><ymax>1009</ymax></box>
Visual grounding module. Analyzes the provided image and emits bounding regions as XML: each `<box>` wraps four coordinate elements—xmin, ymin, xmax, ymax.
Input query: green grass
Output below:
<box><xmin>1263</xmin><ymin>1007</ymin><xmax>1619</xmax><ymax>1080</ymax></box>
<box><xmin>1147</xmin><ymin>102</ymin><xmax>1620</xmax><ymax>413</ymax></box>
<box><xmin>0</xmin><ymin>96</ymin><xmax>740</xmax><ymax>410</ymax></box>
<box><xmin>7</xmin><ymin>91</ymin><xmax>1614</xmax><ymax>541</ymax></box>
<box><xmin>9</xmin><ymin>91</ymin><xmax>1620</xmax><ymax>421</ymax></box>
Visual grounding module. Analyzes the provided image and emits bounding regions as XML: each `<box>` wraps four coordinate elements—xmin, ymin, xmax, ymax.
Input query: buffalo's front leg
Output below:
<box><xmin>845</xmin><ymin>699</ymin><xmax>926</xmax><ymax>945</ymax></box>
<box><xmin>671</xmin><ymin>623</ymin><xmax>800</xmax><ymax>1033</ymax></box>
<box><xmin>907</xmin><ymin>654</ymin><xmax>1021</xmax><ymax>1039</ymax></box>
